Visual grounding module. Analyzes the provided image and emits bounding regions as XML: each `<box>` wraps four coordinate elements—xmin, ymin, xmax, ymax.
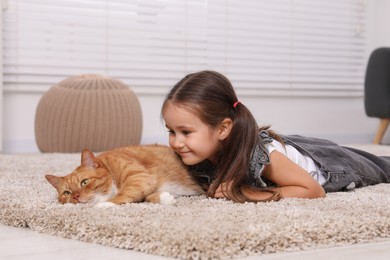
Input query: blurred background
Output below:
<box><xmin>1</xmin><ymin>0</ymin><xmax>390</xmax><ymax>153</ymax></box>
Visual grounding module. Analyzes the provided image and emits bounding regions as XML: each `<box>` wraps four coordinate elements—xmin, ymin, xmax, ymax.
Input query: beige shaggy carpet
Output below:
<box><xmin>1</xmin><ymin>144</ymin><xmax>390</xmax><ymax>259</ymax></box>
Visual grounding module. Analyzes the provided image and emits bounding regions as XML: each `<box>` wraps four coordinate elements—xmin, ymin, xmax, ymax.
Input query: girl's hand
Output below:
<box><xmin>212</xmin><ymin>181</ymin><xmax>233</xmax><ymax>198</ymax></box>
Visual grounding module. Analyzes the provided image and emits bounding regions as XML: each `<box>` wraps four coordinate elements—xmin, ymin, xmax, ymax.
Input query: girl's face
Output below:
<box><xmin>163</xmin><ymin>102</ymin><xmax>224</xmax><ymax>165</ymax></box>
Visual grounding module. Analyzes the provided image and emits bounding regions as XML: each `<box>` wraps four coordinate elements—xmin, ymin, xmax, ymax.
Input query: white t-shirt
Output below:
<box><xmin>267</xmin><ymin>140</ymin><xmax>326</xmax><ymax>185</ymax></box>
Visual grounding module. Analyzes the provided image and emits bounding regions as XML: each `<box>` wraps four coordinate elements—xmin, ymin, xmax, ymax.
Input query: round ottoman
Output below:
<box><xmin>35</xmin><ymin>74</ymin><xmax>142</xmax><ymax>153</ymax></box>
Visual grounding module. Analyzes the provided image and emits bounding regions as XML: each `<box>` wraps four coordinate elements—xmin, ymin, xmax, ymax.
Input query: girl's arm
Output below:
<box><xmin>214</xmin><ymin>150</ymin><xmax>326</xmax><ymax>201</ymax></box>
<box><xmin>244</xmin><ymin>150</ymin><xmax>326</xmax><ymax>200</ymax></box>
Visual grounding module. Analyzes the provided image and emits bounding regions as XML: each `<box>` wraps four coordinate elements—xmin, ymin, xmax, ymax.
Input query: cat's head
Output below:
<box><xmin>45</xmin><ymin>149</ymin><xmax>113</xmax><ymax>204</ymax></box>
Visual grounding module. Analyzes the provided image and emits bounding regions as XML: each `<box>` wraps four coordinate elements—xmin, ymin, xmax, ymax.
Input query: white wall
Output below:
<box><xmin>367</xmin><ymin>0</ymin><xmax>390</xmax><ymax>51</ymax></box>
<box><xmin>0</xmin><ymin>0</ymin><xmax>3</xmax><ymax>152</ymax></box>
<box><xmin>2</xmin><ymin>0</ymin><xmax>390</xmax><ymax>154</ymax></box>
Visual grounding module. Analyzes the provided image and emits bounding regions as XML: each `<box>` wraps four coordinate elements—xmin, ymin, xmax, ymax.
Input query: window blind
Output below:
<box><xmin>3</xmin><ymin>0</ymin><xmax>367</xmax><ymax>96</ymax></box>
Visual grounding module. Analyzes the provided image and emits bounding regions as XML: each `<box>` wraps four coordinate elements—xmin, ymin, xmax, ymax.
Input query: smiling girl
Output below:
<box><xmin>162</xmin><ymin>70</ymin><xmax>390</xmax><ymax>203</ymax></box>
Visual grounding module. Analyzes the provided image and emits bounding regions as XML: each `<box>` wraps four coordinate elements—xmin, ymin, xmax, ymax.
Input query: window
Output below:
<box><xmin>3</xmin><ymin>0</ymin><xmax>367</xmax><ymax>96</ymax></box>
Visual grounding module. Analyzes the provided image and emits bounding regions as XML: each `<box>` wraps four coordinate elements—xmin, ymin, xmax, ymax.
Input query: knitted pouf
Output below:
<box><xmin>35</xmin><ymin>74</ymin><xmax>142</xmax><ymax>153</ymax></box>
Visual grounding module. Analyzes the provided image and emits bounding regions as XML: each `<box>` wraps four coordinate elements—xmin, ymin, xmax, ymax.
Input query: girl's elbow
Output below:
<box><xmin>310</xmin><ymin>186</ymin><xmax>326</xmax><ymax>199</ymax></box>
<box><xmin>280</xmin><ymin>185</ymin><xmax>325</xmax><ymax>199</ymax></box>
<box><xmin>297</xmin><ymin>183</ymin><xmax>325</xmax><ymax>199</ymax></box>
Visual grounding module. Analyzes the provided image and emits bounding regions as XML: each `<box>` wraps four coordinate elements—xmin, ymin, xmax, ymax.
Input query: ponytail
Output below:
<box><xmin>207</xmin><ymin>102</ymin><xmax>258</xmax><ymax>202</ymax></box>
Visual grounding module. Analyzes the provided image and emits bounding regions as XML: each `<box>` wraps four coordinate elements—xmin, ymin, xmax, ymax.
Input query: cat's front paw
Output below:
<box><xmin>159</xmin><ymin>192</ymin><xmax>176</xmax><ymax>205</ymax></box>
<box><xmin>95</xmin><ymin>201</ymin><xmax>116</xmax><ymax>208</ymax></box>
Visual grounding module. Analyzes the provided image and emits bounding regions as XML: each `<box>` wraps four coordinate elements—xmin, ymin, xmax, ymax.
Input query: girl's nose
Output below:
<box><xmin>172</xmin><ymin>137</ymin><xmax>184</xmax><ymax>149</ymax></box>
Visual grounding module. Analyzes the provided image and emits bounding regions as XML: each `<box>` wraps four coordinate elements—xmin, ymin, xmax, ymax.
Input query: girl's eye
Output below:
<box><xmin>182</xmin><ymin>130</ymin><xmax>191</xmax><ymax>135</ymax></box>
<box><xmin>167</xmin><ymin>129</ymin><xmax>175</xmax><ymax>135</ymax></box>
<box><xmin>63</xmin><ymin>190</ymin><xmax>71</xmax><ymax>196</ymax></box>
<box><xmin>81</xmin><ymin>179</ymin><xmax>89</xmax><ymax>187</ymax></box>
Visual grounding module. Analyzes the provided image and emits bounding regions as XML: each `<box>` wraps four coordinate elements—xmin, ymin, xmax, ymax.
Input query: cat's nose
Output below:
<box><xmin>73</xmin><ymin>192</ymin><xmax>80</xmax><ymax>199</ymax></box>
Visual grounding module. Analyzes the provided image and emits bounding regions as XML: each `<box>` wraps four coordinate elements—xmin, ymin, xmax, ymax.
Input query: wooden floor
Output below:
<box><xmin>0</xmin><ymin>224</ymin><xmax>167</xmax><ymax>260</ymax></box>
<box><xmin>1</xmin><ymin>224</ymin><xmax>390</xmax><ymax>260</ymax></box>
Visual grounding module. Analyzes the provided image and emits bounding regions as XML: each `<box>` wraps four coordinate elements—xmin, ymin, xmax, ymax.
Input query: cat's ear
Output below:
<box><xmin>81</xmin><ymin>148</ymin><xmax>99</xmax><ymax>168</ymax></box>
<box><xmin>45</xmin><ymin>174</ymin><xmax>62</xmax><ymax>189</ymax></box>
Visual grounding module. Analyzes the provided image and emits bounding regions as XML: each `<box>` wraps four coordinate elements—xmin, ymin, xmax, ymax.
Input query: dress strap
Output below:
<box><xmin>248</xmin><ymin>130</ymin><xmax>273</xmax><ymax>187</ymax></box>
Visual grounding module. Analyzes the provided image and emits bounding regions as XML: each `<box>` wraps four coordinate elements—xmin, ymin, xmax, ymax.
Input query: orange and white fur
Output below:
<box><xmin>45</xmin><ymin>144</ymin><xmax>204</xmax><ymax>207</ymax></box>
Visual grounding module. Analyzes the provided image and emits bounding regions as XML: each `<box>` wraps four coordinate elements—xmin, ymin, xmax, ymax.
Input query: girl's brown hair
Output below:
<box><xmin>162</xmin><ymin>70</ymin><xmax>281</xmax><ymax>202</ymax></box>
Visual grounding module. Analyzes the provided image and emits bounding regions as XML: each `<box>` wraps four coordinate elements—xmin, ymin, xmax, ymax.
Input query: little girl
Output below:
<box><xmin>162</xmin><ymin>70</ymin><xmax>390</xmax><ymax>203</ymax></box>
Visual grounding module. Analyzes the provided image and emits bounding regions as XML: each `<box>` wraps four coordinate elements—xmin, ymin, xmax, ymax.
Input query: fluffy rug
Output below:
<box><xmin>1</xmin><ymin>144</ymin><xmax>390</xmax><ymax>259</ymax></box>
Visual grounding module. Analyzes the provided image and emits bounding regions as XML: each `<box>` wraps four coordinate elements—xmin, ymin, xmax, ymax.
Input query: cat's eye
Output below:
<box><xmin>63</xmin><ymin>190</ymin><xmax>71</xmax><ymax>196</ymax></box>
<box><xmin>81</xmin><ymin>179</ymin><xmax>89</xmax><ymax>187</ymax></box>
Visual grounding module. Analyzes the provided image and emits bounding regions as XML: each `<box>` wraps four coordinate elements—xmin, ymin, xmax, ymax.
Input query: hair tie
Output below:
<box><xmin>233</xmin><ymin>100</ymin><xmax>241</xmax><ymax>108</ymax></box>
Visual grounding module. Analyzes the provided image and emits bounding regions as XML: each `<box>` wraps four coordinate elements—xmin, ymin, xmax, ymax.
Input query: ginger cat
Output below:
<box><xmin>45</xmin><ymin>144</ymin><xmax>204</xmax><ymax>206</ymax></box>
